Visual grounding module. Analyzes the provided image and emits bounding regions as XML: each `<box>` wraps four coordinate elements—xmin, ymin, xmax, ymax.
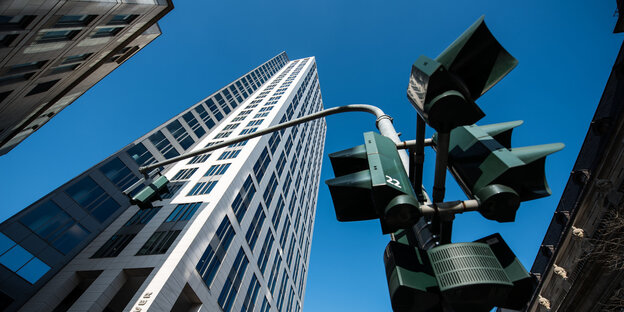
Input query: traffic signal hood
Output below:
<box><xmin>130</xmin><ymin>176</ymin><xmax>170</xmax><ymax>209</ymax></box>
<box><xmin>325</xmin><ymin>132</ymin><xmax>421</xmax><ymax>234</ymax></box>
<box><xmin>440</xmin><ymin>121</ymin><xmax>564</xmax><ymax>222</ymax></box>
<box><xmin>407</xmin><ymin>16</ymin><xmax>518</xmax><ymax>132</ymax></box>
<box><xmin>383</xmin><ymin>233</ymin><xmax>534</xmax><ymax>312</ymax></box>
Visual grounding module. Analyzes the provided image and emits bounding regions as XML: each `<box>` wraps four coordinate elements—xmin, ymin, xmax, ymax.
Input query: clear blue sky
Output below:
<box><xmin>0</xmin><ymin>1</ymin><xmax>621</xmax><ymax>311</ymax></box>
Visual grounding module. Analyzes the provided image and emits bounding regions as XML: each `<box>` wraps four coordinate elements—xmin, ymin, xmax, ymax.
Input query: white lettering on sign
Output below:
<box><xmin>386</xmin><ymin>175</ymin><xmax>401</xmax><ymax>188</ymax></box>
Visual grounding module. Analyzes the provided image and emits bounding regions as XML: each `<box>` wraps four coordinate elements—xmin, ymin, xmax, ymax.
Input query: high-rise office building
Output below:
<box><xmin>0</xmin><ymin>0</ymin><xmax>174</xmax><ymax>156</ymax></box>
<box><xmin>0</xmin><ymin>52</ymin><xmax>326</xmax><ymax>312</ymax></box>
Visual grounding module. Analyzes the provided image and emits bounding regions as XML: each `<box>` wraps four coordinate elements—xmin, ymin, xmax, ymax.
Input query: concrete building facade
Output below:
<box><xmin>523</xmin><ymin>41</ymin><xmax>624</xmax><ymax>312</ymax></box>
<box><xmin>0</xmin><ymin>52</ymin><xmax>326</xmax><ymax>312</ymax></box>
<box><xmin>0</xmin><ymin>0</ymin><xmax>173</xmax><ymax>156</ymax></box>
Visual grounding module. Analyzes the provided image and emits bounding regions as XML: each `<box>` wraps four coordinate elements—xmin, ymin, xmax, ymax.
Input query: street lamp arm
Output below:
<box><xmin>139</xmin><ymin>104</ymin><xmax>395</xmax><ymax>175</ymax></box>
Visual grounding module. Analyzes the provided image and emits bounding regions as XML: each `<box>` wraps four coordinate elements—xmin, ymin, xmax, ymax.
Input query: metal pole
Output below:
<box><xmin>139</xmin><ymin>103</ymin><xmax>434</xmax><ymax>249</ymax></box>
<box><xmin>432</xmin><ymin>131</ymin><xmax>453</xmax><ymax>244</ymax></box>
<box><xmin>413</xmin><ymin>116</ymin><xmax>426</xmax><ymax>202</ymax></box>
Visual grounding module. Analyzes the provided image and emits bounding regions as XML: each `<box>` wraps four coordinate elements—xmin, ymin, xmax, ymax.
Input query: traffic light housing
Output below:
<box><xmin>383</xmin><ymin>233</ymin><xmax>534</xmax><ymax>312</ymax></box>
<box><xmin>407</xmin><ymin>16</ymin><xmax>518</xmax><ymax>132</ymax></box>
<box><xmin>441</xmin><ymin>121</ymin><xmax>564</xmax><ymax>222</ymax></box>
<box><xmin>130</xmin><ymin>176</ymin><xmax>170</xmax><ymax>209</ymax></box>
<box><xmin>325</xmin><ymin>132</ymin><xmax>421</xmax><ymax>234</ymax></box>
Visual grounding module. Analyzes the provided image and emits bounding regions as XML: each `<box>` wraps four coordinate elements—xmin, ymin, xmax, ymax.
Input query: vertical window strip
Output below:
<box><xmin>231</xmin><ymin>176</ymin><xmax>256</xmax><ymax>223</ymax></box>
<box><xmin>258</xmin><ymin>232</ymin><xmax>274</xmax><ymax>274</ymax></box>
<box><xmin>196</xmin><ymin>217</ymin><xmax>235</xmax><ymax>287</ymax></box>
<box><xmin>245</xmin><ymin>206</ymin><xmax>265</xmax><ymax>250</ymax></box>
<box><xmin>217</xmin><ymin>248</ymin><xmax>248</xmax><ymax>312</ymax></box>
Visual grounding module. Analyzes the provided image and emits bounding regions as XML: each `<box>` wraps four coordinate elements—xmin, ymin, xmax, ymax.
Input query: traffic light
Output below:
<box><xmin>441</xmin><ymin>121</ymin><xmax>564</xmax><ymax>222</ymax></box>
<box><xmin>131</xmin><ymin>175</ymin><xmax>170</xmax><ymax>209</ymax></box>
<box><xmin>383</xmin><ymin>233</ymin><xmax>533</xmax><ymax>312</ymax></box>
<box><xmin>384</xmin><ymin>240</ymin><xmax>439</xmax><ymax>312</ymax></box>
<box><xmin>325</xmin><ymin>132</ymin><xmax>421</xmax><ymax>234</ymax></box>
<box><xmin>406</xmin><ymin>16</ymin><xmax>518</xmax><ymax>132</ymax></box>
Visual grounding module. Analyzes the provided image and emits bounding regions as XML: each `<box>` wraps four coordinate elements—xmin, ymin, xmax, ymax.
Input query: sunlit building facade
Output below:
<box><xmin>0</xmin><ymin>52</ymin><xmax>326</xmax><ymax>312</ymax></box>
<box><xmin>0</xmin><ymin>0</ymin><xmax>173</xmax><ymax>156</ymax></box>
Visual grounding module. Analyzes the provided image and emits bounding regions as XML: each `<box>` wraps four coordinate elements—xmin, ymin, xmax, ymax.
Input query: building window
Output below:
<box><xmin>0</xmin><ymin>34</ymin><xmax>18</xmax><ymax>47</ymax></box>
<box><xmin>275</xmin><ymin>152</ymin><xmax>287</xmax><ymax>177</ymax></box>
<box><xmin>136</xmin><ymin>230</ymin><xmax>181</xmax><ymax>255</ymax></box>
<box><xmin>273</xmin><ymin>196</ymin><xmax>286</xmax><ymax>231</ymax></box>
<box><xmin>166</xmin><ymin>120</ymin><xmax>195</xmax><ymax>150</ymax></box>
<box><xmin>91</xmin><ymin>26</ymin><xmax>123</xmax><ymax>38</ymax></box>
<box><xmin>171</xmin><ymin>167</ymin><xmax>198</xmax><ymax>181</ymax></box>
<box><xmin>188</xmin><ymin>153</ymin><xmax>211</xmax><ymax>164</ymax></box>
<box><xmin>19</xmin><ymin>201</ymin><xmax>90</xmax><ymax>254</ymax></box>
<box><xmin>247</xmin><ymin>119</ymin><xmax>263</xmax><ymax>127</ymax></box>
<box><xmin>149</xmin><ymin>130</ymin><xmax>179</xmax><ymax>159</ymax></box>
<box><xmin>0</xmin><ymin>233</ymin><xmax>50</xmax><ymax>284</ymax></box>
<box><xmin>205</xmin><ymin>163</ymin><xmax>230</xmax><ymax>177</ymax></box>
<box><xmin>99</xmin><ymin>157</ymin><xmax>138</xmax><ymax>191</ymax></box>
<box><xmin>263</xmin><ymin>173</ymin><xmax>279</xmax><ymax>207</ymax></box>
<box><xmin>92</xmin><ymin>233</ymin><xmax>136</xmax><ymax>258</ymax></box>
<box><xmin>267</xmin><ymin>256</ymin><xmax>282</xmax><ymax>294</ymax></box>
<box><xmin>239</xmin><ymin>127</ymin><xmax>257</xmax><ymax>135</ymax></box>
<box><xmin>205</xmin><ymin>141</ymin><xmax>223</xmax><ymax>148</ymax></box>
<box><xmin>245</xmin><ymin>205</ymin><xmax>265</xmax><ymax>250</ymax></box>
<box><xmin>214</xmin><ymin>131</ymin><xmax>232</xmax><ymax>139</ymax></box>
<box><xmin>196</xmin><ymin>217</ymin><xmax>235</xmax><ymax>287</ymax></box>
<box><xmin>195</xmin><ymin>104</ymin><xmax>215</xmax><ymax>128</ymax></box>
<box><xmin>218</xmin><ymin>248</ymin><xmax>248</xmax><ymax>312</ymax></box>
<box><xmin>165</xmin><ymin>202</ymin><xmax>201</xmax><ymax>222</ymax></box>
<box><xmin>188</xmin><ymin>181</ymin><xmax>217</xmax><ymax>196</ymax></box>
<box><xmin>259</xmin><ymin>297</ymin><xmax>271</xmax><ymax>312</ymax></box>
<box><xmin>0</xmin><ymin>72</ymin><xmax>35</xmax><ymax>86</ymax></box>
<box><xmin>257</xmin><ymin>232</ymin><xmax>274</xmax><ymax>274</ymax></box>
<box><xmin>0</xmin><ymin>15</ymin><xmax>36</xmax><ymax>30</ymax></box>
<box><xmin>183</xmin><ymin>112</ymin><xmax>206</xmax><ymax>138</ymax></box>
<box><xmin>47</xmin><ymin>63</ymin><xmax>80</xmax><ymax>75</ymax></box>
<box><xmin>205</xmin><ymin>99</ymin><xmax>223</xmax><ymax>120</ymax></box>
<box><xmin>26</xmin><ymin>79</ymin><xmax>60</xmax><ymax>96</ymax></box>
<box><xmin>126</xmin><ymin>143</ymin><xmax>155</xmax><ymax>166</ymax></box>
<box><xmin>62</xmin><ymin>53</ymin><xmax>92</xmax><ymax>64</ymax></box>
<box><xmin>6</xmin><ymin>60</ymin><xmax>47</xmax><ymax>74</ymax></box>
<box><xmin>160</xmin><ymin>182</ymin><xmax>185</xmax><ymax>200</ymax></box>
<box><xmin>108</xmin><ymin>14</ymin><xmax>138</xmax><ymax>25</ymax></box>
<box><xmin>65</xmin><ymin>176</ymin><xmax>121</xmax><ymax>223</ymax></box>
<box><xmin>223</xmin><ymin>123</ymin><xmax>240</xmax><ymax>131</ymax></box>
<box><xmin>279</xmin><ymin>218</ymin><xmax>291</xmax><ymax>249</ymax></box>
<box><xmin>231</xmin><ymin>176</ymin><xmax>256</xmax><ymax>223</ymax></box>
<box><xmin>253</xmin><ymin>148</ymin><xmax>271</xmax><ymax>182</ymax></box>
<box><xmin>54</xmin><ymin>15</ymin><xmax>96</xmax><ymax>27</ymax></box>
<box><xmin>125</xmin><ymin>207</ymin><xmax>160</xmax><ymax>226</ymax></box>
<box><xmin>241</xmin><ymin>275</ymin><xmax>260</xmax><ymax>312</ymax></box>
<box><xmin>228</xmin><ymin>140</ymin><xmax>247</xmax><ymax>148</ymax></box>
<box><xmin>267</xmin><ymin>133</ymin><xmax>280</xmax><ymax>155</ymax></box>
<box><xmin>217</xmin><ymin>149</ymin><xmax>240</xmax><ymax>160</ymax></box>
<box><xmin>36</xmin><ymin>30</ymin><xmax>80</xmax><ymax>43</ymax></box>
<box><xmin>276</xmin><ymin>269</ymin><xmax>288</xmax><ymax>311</ymax></box>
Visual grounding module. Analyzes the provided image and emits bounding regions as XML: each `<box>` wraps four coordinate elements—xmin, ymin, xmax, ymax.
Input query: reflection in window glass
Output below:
<box><xmin>166</xmin><ymin>120</ymin><xmax>195</xmax><ymax>150</ymax></box>
<box><xmin>99</xmin><ymin>157</ymin><xmax>138</xmax><ymax>191</ymax></box>
<box><xmin>53</xmin><ymin>224</ymin><xmax>90</xmax><ymax>254</ymax></box>
<box><xmin>0</xmin><ymin>234</ymin><xmax>12</xmax><ymax>255</ymax></box>
<box><xmin>0</xmin><ymin>233</ymin><xmax>50</xmax><ymax>284</ymax></box>
<box><xmin>0</xmin><ymin>245</ymin><xmax>32</xmax><ymax>271</ymax></box>
<box><xmin>16</xmin><ymin>258</ymin><xmax>50</xmax><ymax>284</ymax></box>
<box><xmin>65</xmin><ymin>176</ymin><xmax>120</xmax><ymax>223</ymax></box>
<box><xmin>149</xmin><ymin>131</ymin><xmax>179</xmax><ymax>159</ymax></box>
<box><xmin>126</xmin><ymin>143</ymin><xmax>155</xmax><ymax>166</ymax></box>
